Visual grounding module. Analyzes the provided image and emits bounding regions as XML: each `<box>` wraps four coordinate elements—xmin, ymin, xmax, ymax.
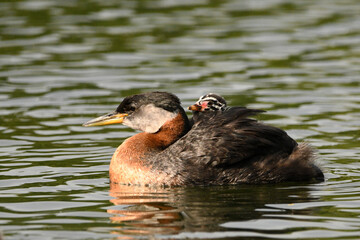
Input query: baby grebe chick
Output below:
<box><xmin>83</xmin><ymin>91</ymin><xmax>324</xmax><ymax>186</ymax></box>
<box><xmin>188</xmin><ymin>93</ymin><xmax>229</xmax><ymax>125</ymax></box>
<box><xmin>192</xmin><ymin>93</ymin><xmax>228</xmax><ymax>112</ymax></box>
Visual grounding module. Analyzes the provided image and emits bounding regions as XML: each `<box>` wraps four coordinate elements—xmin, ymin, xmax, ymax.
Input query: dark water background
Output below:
<box><xmin>1</xmin><ymin>0</ymin><xmax>360</xmax><ymax>239</ymax></box>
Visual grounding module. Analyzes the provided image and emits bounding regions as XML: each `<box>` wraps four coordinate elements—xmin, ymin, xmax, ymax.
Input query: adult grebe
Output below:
<box><xmin>83</xmin><ymin>92</ymin><xmax>324</xmax><ymax>186</ymax></box>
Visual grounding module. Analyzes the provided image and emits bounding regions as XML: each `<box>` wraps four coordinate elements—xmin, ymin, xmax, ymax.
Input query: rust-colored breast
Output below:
<box><xmin>109</xmin><ymin>134</ymin><xmax>183</xmax><ymax>186</ymax></box>
<box><xmin>109</xmin><ymin>112</ymin><xmax>188</xmax><ymax>186</ymax></box>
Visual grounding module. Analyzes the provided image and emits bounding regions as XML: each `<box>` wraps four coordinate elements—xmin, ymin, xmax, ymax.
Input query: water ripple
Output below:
<box><xmin>0</xmin><ymin>0</ymin><xmax>359</xmax><ymax>239</ymax></box>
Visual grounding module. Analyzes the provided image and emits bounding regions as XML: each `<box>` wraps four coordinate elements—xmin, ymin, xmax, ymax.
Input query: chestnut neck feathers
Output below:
<box><xmin>109</xmin><ymin>93</ymin><xmax>190</xmax><ymax>185</ymax></box>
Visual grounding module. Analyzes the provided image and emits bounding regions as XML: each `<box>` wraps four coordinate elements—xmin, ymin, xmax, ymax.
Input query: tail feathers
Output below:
<box><xmin>277</xmin><ymin>142</ymin><xmax>324</xmax><ymax>182</ymax></box>
<box><xmin>246</xmin><ymin>143</ymin><xmax>324</xmax><ymax>183</ymax></box>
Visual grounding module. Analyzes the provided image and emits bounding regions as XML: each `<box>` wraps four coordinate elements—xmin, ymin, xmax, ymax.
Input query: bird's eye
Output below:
<box><xmin>127</xmin><ymin>106</ymin><xmax>136</xmax><ymax>112</ymax></box>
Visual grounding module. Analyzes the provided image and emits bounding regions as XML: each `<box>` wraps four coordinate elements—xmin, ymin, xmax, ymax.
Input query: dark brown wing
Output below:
<box><xmin>163</xmin><ymin>107</ymin><xmax>297</xmax><ymax>168</ymax></box>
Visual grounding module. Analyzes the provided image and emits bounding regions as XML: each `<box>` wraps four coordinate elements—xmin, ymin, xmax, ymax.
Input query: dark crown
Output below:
<box><xmin>116</xmin><ymin>92</ymin><xmax>181</xmax><ymax>113</ymax></box>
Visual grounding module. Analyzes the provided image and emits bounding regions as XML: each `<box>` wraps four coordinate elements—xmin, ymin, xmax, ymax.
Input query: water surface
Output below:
<box><xmin>1</xmin><ymin>0</ymin><xmax>360</xmax><ymax>239</ymax></box>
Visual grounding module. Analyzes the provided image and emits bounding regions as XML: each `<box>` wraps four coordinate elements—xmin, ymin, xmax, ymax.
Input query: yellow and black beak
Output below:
<box><xmin>83</xmin><ymin>112</ymin><xmax>128</xmax><ymax>127</ymax></box>
<box><xmin>188</xmin><ymin>104</ymin><xmax>202</xmax><ymax>112</ymax></box>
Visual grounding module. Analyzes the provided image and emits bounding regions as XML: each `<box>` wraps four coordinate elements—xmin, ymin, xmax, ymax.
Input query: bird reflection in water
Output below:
<box><xmin>106</xmin><ymin>183</ymin><xmax>322</xmax><ymax>238</ymax></box>
<box><xmin>107</xmin><ymin>183</ymin><xmax>183</xmax><ymax>236</ymax></box>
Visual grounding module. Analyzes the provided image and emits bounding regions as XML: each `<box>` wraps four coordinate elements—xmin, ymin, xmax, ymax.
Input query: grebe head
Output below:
<box><xmin>83</xmin><ymin>92</ymin><xmax>185</xmax><ymax>133</ymax></box>
<box><xmin>188</xmin><ymin>93</ymin><xmax>227</xmax><ymax>112</ymax></box>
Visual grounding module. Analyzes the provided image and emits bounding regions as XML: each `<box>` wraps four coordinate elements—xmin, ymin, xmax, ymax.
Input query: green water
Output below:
<box><xmin>1</xmin><ymin>0</ymin><xmax>360</xmax><ymax>239</ymax></box>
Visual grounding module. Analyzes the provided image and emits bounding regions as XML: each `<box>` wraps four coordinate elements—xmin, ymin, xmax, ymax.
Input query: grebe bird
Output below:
<box><xmin>192</xmin><ymin>93</ymin><xmax>228</xmax><ymax>112</ymax></box>
<box><xmin>83</xmin><ymin>91</ymin><xmax>324</xmax><ymax>186</ymax></box>
<box><xmin>188</xmin><ymin>93</ymin><xmax>229</xmax><ymax>125</ymax></box>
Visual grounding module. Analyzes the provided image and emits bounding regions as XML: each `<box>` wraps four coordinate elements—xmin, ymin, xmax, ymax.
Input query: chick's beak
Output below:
<box><xmin>188</xmin><ymin>104</ymin><xmax>202</xmax><ymax>111</ymax></box>
<box><xmin>83</xmin><ymin>112</ymin><xmax>128</xmax><ymax>127</ymax></box>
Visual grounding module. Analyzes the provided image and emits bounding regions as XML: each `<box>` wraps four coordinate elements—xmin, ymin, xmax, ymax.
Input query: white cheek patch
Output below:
<box><xmin>123</xmin><ymin>104</ymin><xmax>178</xmax><ymax>133</ymax></box>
